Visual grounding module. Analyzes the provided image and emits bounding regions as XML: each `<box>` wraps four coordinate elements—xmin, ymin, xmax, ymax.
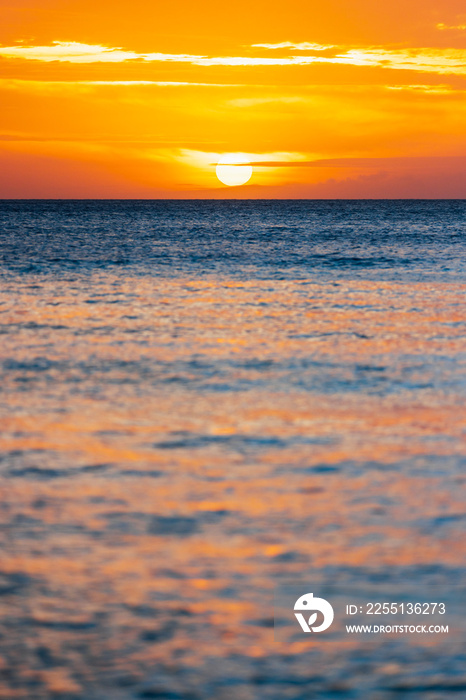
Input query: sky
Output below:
<box><xmin>1</xmin><ymin>0</ymin><xmax>466</xmax><ymax>198</ymax></box>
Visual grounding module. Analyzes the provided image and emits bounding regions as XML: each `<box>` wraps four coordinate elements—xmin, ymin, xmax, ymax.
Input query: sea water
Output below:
<box><xmin>1</xmin><ymin>200</ymin><xmax>465</xmax><ymax>698</ymax></box>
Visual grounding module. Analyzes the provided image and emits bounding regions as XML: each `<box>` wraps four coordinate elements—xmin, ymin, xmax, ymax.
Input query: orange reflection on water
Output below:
<box><xmin>1</xmin><ymin>275</ymin><xmax>465</xmax><ymax>696</ymax></box>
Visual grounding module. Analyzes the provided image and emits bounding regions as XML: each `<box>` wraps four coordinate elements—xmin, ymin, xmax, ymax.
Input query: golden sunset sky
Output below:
<box><xmin>1</xmin><ymin>0</ymin><xmax>466</xmax><ymax>197</ymax></box>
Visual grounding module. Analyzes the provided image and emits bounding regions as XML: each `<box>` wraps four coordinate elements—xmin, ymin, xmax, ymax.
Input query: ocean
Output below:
<box><xmin>1</xmin><ymin>200</ymin><xmax>465</xmax><ymax>698</ymax></box>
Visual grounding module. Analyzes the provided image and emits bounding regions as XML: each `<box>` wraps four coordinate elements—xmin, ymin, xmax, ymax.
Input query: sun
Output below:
<box><xmin>216</xmin><ymin>153</ymin><xmax>253</xmax><ymax>187</ymax></box>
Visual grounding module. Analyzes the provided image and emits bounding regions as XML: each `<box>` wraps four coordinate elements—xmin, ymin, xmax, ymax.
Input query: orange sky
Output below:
<box><xmin>1</xmin><ymin>0</ymin><xmax>466</xmax><ymax>197</ymax></box>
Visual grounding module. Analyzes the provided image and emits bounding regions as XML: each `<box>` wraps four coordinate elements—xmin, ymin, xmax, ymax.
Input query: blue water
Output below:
<box><xmin>1</xmin><ymin>200</ymin><xmax>465</xmax><ymax>279</ymax></box>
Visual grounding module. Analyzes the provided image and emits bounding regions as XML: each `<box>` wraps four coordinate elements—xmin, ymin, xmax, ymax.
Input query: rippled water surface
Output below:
<box><xmin>1</xmin><ymin>200</ymin><xmax>465</xmax><ymax>699</ymax></box>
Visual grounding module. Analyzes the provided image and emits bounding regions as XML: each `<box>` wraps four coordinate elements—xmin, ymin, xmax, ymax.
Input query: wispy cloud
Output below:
<box><xmin>0</xmin><ymin>41</ymin><xmax>141</xmax><ymax>63</ymax></box>
<box><xmin>1</xmin><ymin>41</ymin><xmax>466</xmax><ymax>76</ymax></box>
<box><xmin>385</xmin><ymin>84</ymin><xmax>458</xmax><ymax>94</ymax></box>
<box><xmin>0</xmin><ymin>78</ymin><xmax>247</xmax><ymax>90</ymax></box>
<box><xmin>247</xmin><ymin>156</ymin><xmax>466</xmax><ymax>168</ymax></box>
<box><xmin>436</xmin><ymin>22</ymin><xmax>466</xmax><ymax>31</ymax></box>
<box><xmin>0</xmin><ymin>43</ymin><xmax>332</xmax><ymax>66</ymax></box>
<box><xmin>228</xmin><ymin>96</ymin><xmax>307</xmax><ymax>107</ymax></box>
<box><xmin>251</xmin><ymin>42</ymin><xmax>334</xmax><ymax>51</ymax></box>
<box><xmin>173</xmin><ymin>152</ymin><xmax>466</xmax><ymax>172</ymax></box>
<box><xmin>322</xmin><ymin>49</ymin><xmax>466</xmax><ymax>75</ymax></box>
<box><xmin>177</xmin><ymin>150</ymin><xmax>308</xmax><ymax>168</ymax></box>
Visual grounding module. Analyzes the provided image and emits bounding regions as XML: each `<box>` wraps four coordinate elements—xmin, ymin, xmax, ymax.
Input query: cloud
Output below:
<box><xmin>323</xmin><ymin>49</ymin><xmax>466</xmax><ymax>75</ymax></box>
<box><xmin>177</xmin><ymin>150</ymin><xmax>308</xmax><ymax>168</ymax></box>
<box><xmin>385</xmin><ymin>84</ymin><xmax>457</xmax><ymax>94</ymax></box>
<box><xmin>1</xmin><ymin>41</ymin><xmax>466</xmax><ymax>75</ymax></box>
<box><xmin>0</xmin><ymin>79</ymin><xmax>247</xmax><ymax>91</ymax></box>
<box><xmin>228</xmin><ymin>96</ymin><xmax>307</xmax><ymax>107</ymax></box>
<box><xmin>0</xmin><ymin>41</ymin><xmax>209</xmax><ymax>64</ymax></box>
<box><xmin>251</xmin><ymin>42</ymin><xmax>334</xmax><ymax>51</ymax></box>
<box><xmin>0</xmin><ymin>41</ymin><xmax>140</xmax><ymax>63</ymax></box>
<box><xmin>246</xmin><ymin>156</ymin><xmax>466</xmax><ymax>169</ymax></box>
<box><xmin>436</xmin><ymin>23</ymin><xmax>466</xmax><ymax>31</ymax></box>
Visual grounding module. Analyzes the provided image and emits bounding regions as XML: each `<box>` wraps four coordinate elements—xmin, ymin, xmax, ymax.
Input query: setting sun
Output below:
<box><xmin>216</xmin><ymin>154</ymin><xmax>253</xmax><ymax>187</ymax></box>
